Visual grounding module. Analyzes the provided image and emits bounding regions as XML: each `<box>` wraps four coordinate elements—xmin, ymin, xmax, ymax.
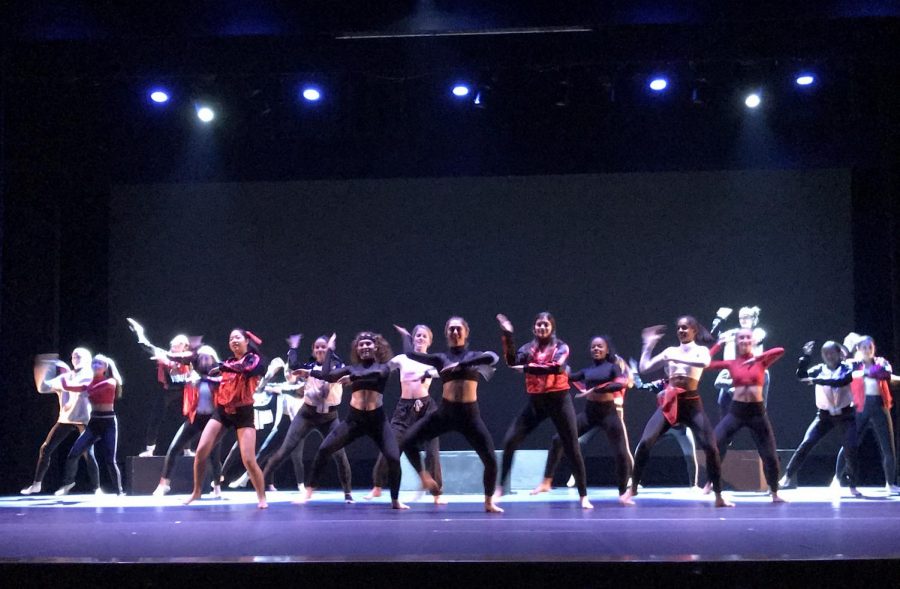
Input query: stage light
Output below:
<box><xmin>744</xmin><ymin>93</ymin><xmax>761</xmax><ymax>108</ymax></box>
<box><xmin>452</xmin><ymin>85</ymin><xmax>470</xmax><ymax>98</ymax></box>
<box><xmin>302</xmin><ymin>87</ymin><xmax>322</xmax><ymax>102</ymax></box>
<box><xmin>649</xmin><ymin>78</ymin><xmax>668</xmax><ymax>92</ymax></box>
<box><xmin>150</xmin><ymin>90</ymin><xmax>170</xmax><ymax>104</ymax></box>
<box><xmin>196</xmin><ymin>106</ymin><xmax>215</xmax><ymax>123</ymax></box>
<box><xmin>795</xmin><ymin>74</ymin><xmax>815</xmax><ymax>86</ymax></box>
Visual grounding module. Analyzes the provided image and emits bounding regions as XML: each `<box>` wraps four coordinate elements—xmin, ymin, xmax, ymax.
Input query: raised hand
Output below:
<box><xmin>642</xmin><ymin>325</ymin><xmax>665</xmax><ymax>344</ymax></box>
<box><xmin>801</xmin><ymin>340</ymin><xmax>816</xmax><ymax>356</ymax></box>
<box><xmin>496</xmin><ymin>314</ymin><xmax>514</xmax><ymax>333</ymax></box>
<box><xmin>393</xmin><ymin>324</ymin><xmax>411</xmax><ymax>338</ymax></box>
<box><xmin>327</xmin><ymin>333</ymin><xmax>337</xmax><ymax>350</ymax></box>
<box><xmin>286</xmin><ymin>334</ymin><xmax>302</xmax><ymax>349</ymax></box>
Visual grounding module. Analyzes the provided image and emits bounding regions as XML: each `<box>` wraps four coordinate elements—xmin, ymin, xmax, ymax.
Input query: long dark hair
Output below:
<box><xmin>350</xmin><ymin>331</ymin><xmax>393</xmax><ymax>364</ymax></box>
<box><xmin>678</xmin><ymin>316</ymin><xmax>716</xmax><ymax>347</ymax></box>
<box><xmin>532</xmin><ymin>311</ymin><xmax>558</xmax><ymax>346</ymax></box>
<box><xmin>231</xmin><ymin>327</ymin><xmax>262</xmax><ymax>356</ymax></box>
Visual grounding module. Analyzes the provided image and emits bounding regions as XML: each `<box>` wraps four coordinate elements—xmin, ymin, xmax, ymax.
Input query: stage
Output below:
<box><xmin>2</xmin><ymin>486</ymin><xmax>899</xmax><ymax>587</ymax></box>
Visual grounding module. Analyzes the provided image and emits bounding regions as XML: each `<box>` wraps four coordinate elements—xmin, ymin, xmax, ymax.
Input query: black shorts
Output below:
<box><xmin>212</xmin><ymin>404</ymin><xmax>255</xmax><ymax>430</ymax></box>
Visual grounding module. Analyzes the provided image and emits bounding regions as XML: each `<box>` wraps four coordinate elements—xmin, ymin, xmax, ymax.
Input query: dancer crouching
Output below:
<box><xmin>185</xmin><ymin>329</ymin><xmax>267</xmax><ymax>508</ymax></box>
<box><xmin>625</xmin><ymin>317</ymin><xmax>733</xmax><ymax>507</ymax></box>
<box><xmin>397</xmin><ymin>318</ymin><xmax>503</xmax><ymax>513</ymax></box>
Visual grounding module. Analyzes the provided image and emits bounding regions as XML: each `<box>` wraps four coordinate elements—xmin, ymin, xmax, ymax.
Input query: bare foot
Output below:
<box><xmin>364</xmin><ymin>487</ymin><xmax>382</xmax><ymax>500</ymax></box>
<box><xmin>419</xmin><ymin>472</ymin><xmax>439</xmax><ymax>495</ymax></box>
<box><xmin>701</xmin><ymin>481</ymin><xmax>713</xmax><ymax>495</ymax></box>
<box><xmin>434</xmin><ymin>495</ymin><xmax>448</xmax><ymax>505</ymax></box>
<box><xmin>183</xmin><ymin>492</ymin><xmax>201</xmax><ymax>505</ymax></box>
<box><xmin>771</xmin><ymin>493</ymin><xmax>787</xmax><ymax>503</ymax></box>
<box><xmin>392</xmin><ymin>500</ymin><xmax>410</xmax><ymax>510</ymax></box>
<box><xmin>714</xmin><ymin>494</ymin><xmax>735</xmax><ymax>507</ymax></box>
<box><xmin>485</xmin><ymin>498</ymin><xmax>504</xmax><ymax>513</ymax></box>
<box><xmin>258</xmin><ymin>500</ymin><xmax>269</xmax><ymax>509</ymax></box>
<box><xmin>492</xmin><ymin>485</ymin><xmax>504</xmax><ymax>502</ymax></box>
<box><xmin>618</xmin><ymin>492</ymin><xmax>635</xmax><ymax>506</ymax></box>
<box><xmin>580</xmin><ymin>496</ymin><xmax>594</xmax><ymax>510</ymax></box>
<box><xmin>530</xmin><ymin>478</ymin><xmax>553</xmax><ymax>495</ymax></box>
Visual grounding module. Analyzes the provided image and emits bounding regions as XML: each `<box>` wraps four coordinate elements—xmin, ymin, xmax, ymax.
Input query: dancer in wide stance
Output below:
<box><xmin>624</xmin><ymin>317</ymin><xmax>732</xmax><ymax>507</ymax></box>
<box><xmin>185</xmin><ymin>329</ymin><xmax>268</xmax><ymax>508</ymax></box>
<box><xmin>301</xmin><ymin>332</ymin><xmax>406</xmax><ymax>509</ymax></box>
<box><xmin>532</xmin><ymin>335</ymin><xmax>631</xmax><ymax>504</ymax></box>
<box><xmin>704</xmin><ymin>329</ymin><xmax>786</xmax><ymax>502</ymax></box>
<box><xmin>366</xmin><ymin>325</ymin><xmax>445</xmax><ymax>504</ymax></box>
<box><xmin>397</xmin><ymin>318</ymin><xmax>503</xmax><ymax>513</ymax></box>
<box><xmin>494</xmin><ymin>312</ymin><xmax>591</xmax><ymax>509</ymax></box>
<box><xmin>22</xmin><ymin>349</ymin><xmax>100</xmax><ymax>495</ymax></box>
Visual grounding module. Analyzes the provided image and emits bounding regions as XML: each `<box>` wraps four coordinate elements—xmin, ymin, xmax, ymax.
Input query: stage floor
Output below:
<box><xmin>2</xmin><ymin>486</ymin><xmax>900</xmax><ymax>563</ymax></box>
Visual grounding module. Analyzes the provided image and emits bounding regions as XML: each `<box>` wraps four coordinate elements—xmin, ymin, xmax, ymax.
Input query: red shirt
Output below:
<box><xmin>707</xmin><ymin>348</ymin><xmax>785</xmax><ymax>387</ymax></box>
<box><xmin>215</xmin><ymin>352</ymin><xmax>262</xmax><ymax>414</ymax></box>
<box><xmin>64</xmin><ymin>376</ymin><xmax>117</xmax><ymax>406</ymax></box>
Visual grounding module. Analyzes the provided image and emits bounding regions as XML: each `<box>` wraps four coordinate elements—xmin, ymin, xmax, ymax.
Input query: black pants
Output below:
<box><xmin>309</xmin><ymin>407</ymin><xmax>398</xmax><ymax>499</ymax></box>
<box><xmin>402</xmin><ymin>400</ymin><xmax>497</xmax><ymax>496</ymax></box>
<box><xmin>262</xmin><ymin>404</ymin><xmax>352</xmax><ymax>492</ymax></box>
<box><xmin>543</xmin><ymin>400</ymin><xmax>631</xmax><ymax>494</ymax></box>
<box><xmin>64</xmin><ymin>413</ymin><xmax>122</xmax><ymax>494</ymax></box>
<box><xmin>783</xmin><ymin>407</ymin><xmax>858</xmax><ymax>486</ymax></box>
<box><xmin>374</xmin><ymin>397</ymin><xmax>442</xmax><ymax>494</ymax></box>
<box><xmin>632</xmin><ymin>396</ymin><xmax>722</xmax><ymax>494</ymax></box>
<box><xmin>145</xmin><ymin>386</ymin><xmax>184</xmax><ymax>448</ymax></box>
<box><xmin>161</xmin><ymin>414</ymin><xmax>222</xmax><ymax>482</ymax></box>
<box><xmin>853</xmin><ymin>396</ymin><xmax>896</xmax><ymax>485</ymax></box>
<box><xmin>501</xmin><ymin>391</ymin><xmax>587</xmax><ymax>497</ymax></box>
<box><xmin>34</xmin><ymin>422</ymin><xmax>99</xmax><ymax>487</ymax></box>
<box><xmin>714</xmin><ymin>401</ymin><xmax>780</xmax><ymax>492</ymax></box>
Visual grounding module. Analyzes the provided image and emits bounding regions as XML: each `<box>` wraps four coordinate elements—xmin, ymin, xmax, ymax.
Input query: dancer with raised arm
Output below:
<box><xmin>185</xmin><ymin>329</ymin><xmax>268</xmax><ymax>508</ymax></box>
<box><xmin>261</xmin><ymin>335</ymin><xmax>353</xmax><ymax>501</ymax></box>
<box><xmin>397</xmin><ymin>318</ymin><xmax>503</xmax><ymax>513</ymax></box>
<box><xmin>22</xmin><ymin>349</ymin><xmax>100</xmax><ymax>495</ymax></box>
<box><xmin>366</xmin><ymin>325</ymin><xmax>445</xmax><ymax>504</ymax></box>
<box><xmin>300</xmin><ymin>332</ymin><xmax>406</xmax><ymax>509</ymax></box>
<box><xmin>493</xmin><ymin>313</ymin><xmax>591</xmax><ymax>509</ymax></box>
<box><xmin>624</xmin><ymin>317</ymin><xmax>732</xmax><ymax>507</ymax></box>
<box><xmin>779</xmin><ymin>340</ymin><xmax>860</xmax><ymax>495</ymax></box>
<box><xmin>715</xmin><ymin>306</ymin><xmax>769</xmax><ymax>417</ymax></box>
<box><xmin>56</xmin><ymin>354</ymin><xmax>124</xmax><ymax>495</ymax></box>
<box><xmin>704</xmin><ymin>329</ymin><xmax>786</xmax><ymax>502</ymax></box>
<box><xmin>532</xmin><ymin>336</ymin><xmax>631</xmax><ymax>504</ymax></box>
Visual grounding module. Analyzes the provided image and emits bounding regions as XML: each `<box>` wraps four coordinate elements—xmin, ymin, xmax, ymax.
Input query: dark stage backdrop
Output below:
<box><xmin>106</xmin><ymin>169</ymin><xmax>854</xmax><ymax>464</ymax></box>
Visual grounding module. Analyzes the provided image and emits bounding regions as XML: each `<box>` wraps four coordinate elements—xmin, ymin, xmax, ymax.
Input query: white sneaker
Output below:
<box><xmin>566</xmin><ymin>475</ymin><xmax>575</xmax><ymax>488</ymax></box>
<box><xmin>886</xmin><ymin>483</ymin><xmax>900</xmax><ymax>494</ymax></box>
<box><xmin>138</xmin><ymin>445</ymin><xmax>156</xmax><ymax>457</ymax></box>
<box><xmin>54</xmin><ymin>482</ymin><xmax>75</xmax><ymax>496</ymax></box>
<box><xmin>183</xmin><ymin>449</ymin><xmax>195</xmax><ymax>457</ymax></box>
<box><xmin>152</xmin><ymin>483</ymin><xmax>171</xmax><ymax>496</ymax></box>
<box><xmin>94</xmin><ymin>488</ymin><xmax>106</xmax><ymax>496</ymax></box>
<box><xmin>228</xmin><ymin>472</ymin><xmax>249</xmax><ymax>489</ymax></box>
<box><xmin>20</xmin><ymin>482</ymin><xmax>42</xmax><ymax>495</ymax></box>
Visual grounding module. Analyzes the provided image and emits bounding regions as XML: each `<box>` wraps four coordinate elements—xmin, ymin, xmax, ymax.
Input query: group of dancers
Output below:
<box><xmin>21</xmin><ymin>307</ymin><xmax>899</xmax><ymax>513</ymax></box>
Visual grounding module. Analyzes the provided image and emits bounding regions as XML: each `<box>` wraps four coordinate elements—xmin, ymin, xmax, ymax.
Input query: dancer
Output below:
<box><xmin>624</xmin><ymin>317</ymin><xmax>732</xmax><ymax>507</ymax></box>
<box><xmin>56</xmin><ymin>354</ymin><xmax>124</xmax><ymax>495</ymax></box>
<box><xmin>397</xmin><ymin>318</ymin><xmax>503</xmax><ymax>513</ymax></box>
<box><xmin>846</xmin><ymin>334</ymin><xmax>898</xmax><ymax>493</ymax></box>
<box><xmin>778</xmin><ymin>340</ymin><xmax>859</xmax><ymax>495</ymax></box>
<box><xmin>493</xmin><ymin>313</ymin><xmax>591</xmax><ymax>508</ymax></box>
<box><xmin>260</xmin><ymin>335</ymin><xmax>353</xmax><ymax>501</ymax></box>
<box><xmin>532</xmin><ymin>336</ymin><xmax>631</xmax><ymax>504</ymax></box>
<box><xmin>21</xmin><ymin>349</ymin><xmax>100</xmax><ymax>495</ymax></box>
<box><xmin>366</xmin><ymin>325</ymin><xmax>444</xmax><ymax>504</ymax></box>
<box><xmin>185</xmin><ymin>329</ymin><xmax>268</xmax><ymax>508</ymax></box>
<box><xmin>300</xmin><ymin>332</ymin><xmax>406</xmax><ymax>509</ymax></box>
<box><xmin>704</xmin><ymin>329</ymin><xmax>786</xmax><ymax>502</ymax></box>
<box><xmin>152</xmin><ymin>345</ymin><xmax>224</xmax><ymax>497</ymax></box>
<box><xmin>715</xmin><ymin>306</ymin><xmax>768</xmax><ymax>417</ymax></box>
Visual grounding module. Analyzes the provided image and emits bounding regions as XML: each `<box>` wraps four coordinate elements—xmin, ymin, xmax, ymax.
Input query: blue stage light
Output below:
<box><xmin>150</xmin><ymin>90</ymin><xmax>170</xmax><ymax>104</ymax></box>
<box><xmin>795</xmin><ymin>74</ymin><xmax>815</xmax><ymax>86</ymax></box>
<box><xmin>302</xmin><ymin>87</ymin><xmax>322</xmax><ymax>102</ymax></box>
<box><xmin>649</xmin><ymin>78</ymin><xmax>668</xmax><ymax>92</ymax></box>
<box><xmin>452</xmin><ymin>85</ymin><xmax>470</xmax><ymax>97</ymax></box>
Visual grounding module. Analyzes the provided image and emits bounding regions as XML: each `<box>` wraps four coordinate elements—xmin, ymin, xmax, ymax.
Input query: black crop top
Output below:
<box><xmin>570</xmin><ymin>360</ymin><xmax>625</xmax><ymax>393</ymax></box>
<box><xmin>403</xmin><ymin>334</ymin><xmax>498</xmax><ymax>382</ymax></box>
<box><xmin>309</xmin><ymin>349</ymin><xmax>394</xmax><ymax>393</ymax></box>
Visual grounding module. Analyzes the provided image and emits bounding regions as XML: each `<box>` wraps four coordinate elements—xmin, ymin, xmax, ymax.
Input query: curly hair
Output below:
<box><xmin>350</xmin><ymin>331</ymin><xmax>393</xmax><ymax>364</ymax></box>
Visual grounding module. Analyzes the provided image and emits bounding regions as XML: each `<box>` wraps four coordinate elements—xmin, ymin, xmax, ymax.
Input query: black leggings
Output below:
<box><xmin>714</xmin><ymin>401</ymin><xmax>780</xmax><ymax>492</ymax></box>
<box><xmin>543</xmin><ymin>400</ymin><xmax>631</xmax><ymax>494</ymax></box>
<box><xmin>402</xmin><ymin>400</ymin><xmax>497</xmax><ymax>496</ymax></box>
<box><xmin>844</xmin><ymin>396</ymin><xmax>896</xmax><ymax>485</ymax></box>
<box><xmin>632</xmin><ymin>396</ymin><xmax>722</xmax><ymax>494</ymax></box>
<box><xmin>374</xmin><ymin>397</ymin><xmax>442</xmax><ymax>494</ymax></box>
<box><xmin>161</xmin><ymin>414</ymin><xmax>222</xmax><ymax>482</ymax></box>
<box><xmin>64</xmin><ymin>413</ymin><xmax>122</xmax><ymax>494</ymax></box>
<box><xmin>501</xmin><ymin>391</ymin><xmax>587</xmax><ymax>497</ymax></box>
<box><xmin>262</xmin><ymin>405</ymin><xmax>352</xmax><ymax>492</ymax></box>
<box><xmin>34</xmin><ymin>422</ymin><xmax>99</xmax><ymax>487</ymax></box>
<box><xmin>145</xmin><ymin>386</ymin><xmax>184</xmax><ymax>447</ymax></box>
<box><xmin>309</xmin><ymin>407</ymin><xmax>398</xmax><ymax>500</ymax></box>
<box><xmin>783</xmin><ymin>407</ymin><xmax>858</xmax><ymax>485</ymax></box>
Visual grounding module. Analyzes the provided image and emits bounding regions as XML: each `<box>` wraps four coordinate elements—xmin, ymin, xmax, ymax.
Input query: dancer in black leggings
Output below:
<box><xmin>262</xmin><ymin>335</ymin><xmax>353</xmax><ymax>501</ymax></box>
<box><xmin>624</xmin><ymin>317</ymin><xmax>732</xmax><ymax>507</ymax></box>
<box><xmin>494</xmin><ymin>312</ymin><xmax>591</xmax><ymax>509</ymax></box>
<box><xmin>532</xmin><ymin>336</ymin><xmax>632</xmax><ymax>504</ymax></box>
<box><xmin>704</xmin><ymin>329</ymin><xmax>786</xmax><ymax>502</ymax></box>
<box><xmin>301</xmin><ymin>332</ymin><xmax>406</xmax><ymax>509</ymax></box>
<box><xmin>397</xmin><ymin>318</ymin><xmax>503</xmax><ymax>513</ymax></box>
<box><xmin>57</xmin><ymin>355</ymin><xmax>124</xmax><ymax>495</ymax></box>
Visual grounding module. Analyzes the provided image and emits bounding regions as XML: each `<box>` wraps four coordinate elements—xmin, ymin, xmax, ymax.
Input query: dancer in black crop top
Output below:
<box><xmin>301</xmin><ymin>332</ymin><xmax>407</xmax><ymax>509</ymax></box>
<box><xmin>396</xmin><ymin>318</ymin><xmax>504</xmax><ymax>513</ymax></box>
